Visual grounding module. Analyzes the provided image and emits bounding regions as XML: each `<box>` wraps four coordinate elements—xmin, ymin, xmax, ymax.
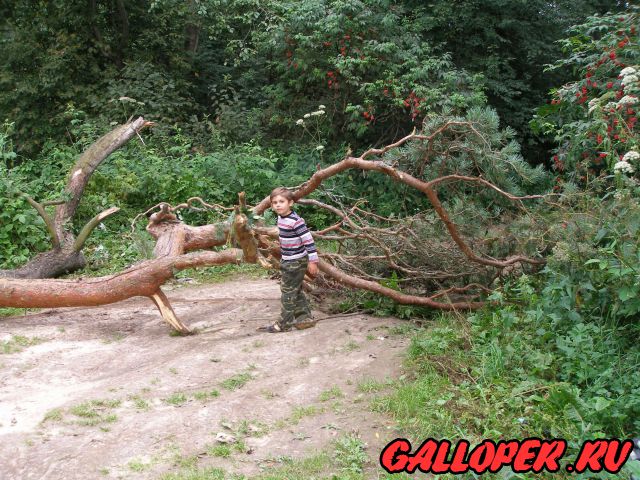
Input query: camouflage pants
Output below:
<box><xmin>279</xmin><ymin>257</ymin><xmax>311</xmax><ymax>329</ymax></box>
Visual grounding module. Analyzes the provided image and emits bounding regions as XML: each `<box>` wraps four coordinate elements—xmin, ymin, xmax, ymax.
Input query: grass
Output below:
<box><xmin>128</xmin><ymin>459</ymin><xmax>152</xmax><ymax>472</ymax></box>
<box><xmin>129</xmin><ymin>394</ymin><xmax>151</xmax><ymax>410</ymax></box>
<box><xmin>164</xmin><ymin>392</ymin><xmax>188</xmax><ymax>406</ymax></box>
<box><xmin>357</xmin><ymin>377</ymin><xmax>393</xmax><ymax>394</ymax></box>
<box><xmin>0</xmin><ymin>307</ymin><xmax>37</xmax><ymax>317</ymax></box>
<box><xmin>371</xmin><ymin>311</ymin><xmax>577</xmax><ymax>452</ymax></box>
<box><xmin>172</xmin><ymin>453</ymin><xmax>199</xmax><ymax>470</ymax></box>
<box><xmin>207</xmin><ymin>444</ymin><xmax>232</xmax><ymax>458</ymax></box>
<box><xmin>42</xmin><ymin>408</ymin><xmax>64</xmax><ymax>423</ymax></box>
<box><xmin>206</xmin><ymin>438</ymin><xmax>247</xmax><ymax>458</ymax></box>
<box><xmin>220</xmin><ymin>372</ymin><xmax>253</xmax><ymax>391</ymax></box>
<box><xmin>66</xmin><ymin>399</ymin><xmax>121</xmax><ymax>426</ymax></box>
<box><xmin>160</xmin><ymin>467</ymin><xmax>226</xmax><ymax>480</ymax></box>
<box><xmin>289</xmin><ymin>405</ymin><xmax>321</xmax><ymax>425</ymax></box>
<box><xmin>1</xmin><ymin>334</ymin><xmax>45</xmax><ymax>354</ymax></box>
<box><xmin>157</xmin><ymin>434</ymin><xmax>382</xmax><ymax>480</ymax></box>
<box><xmin>236</xmin><ymin>419</ymin><xmax>269</xmax><ymax>437</ymax></box>
<box><xmin>319</xmin><ymin>385</ymin><xmax>344</xmax><ymax>402</ymax></box>
<box><xmin>343</xmin><ymin>340</ymin><xmax>361</xmax><ymax>352</ymax></box>
<box><xmin>193</xmin><ymin>389</ymin><xmax>220</xmax><ymax>401</ymax></box>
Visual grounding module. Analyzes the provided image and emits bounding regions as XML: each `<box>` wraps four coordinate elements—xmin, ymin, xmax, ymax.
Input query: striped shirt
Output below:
<box><xmin>278</xmin><ymin>211</ymin><xmax>318</xmax><ymax>263</ymax></box>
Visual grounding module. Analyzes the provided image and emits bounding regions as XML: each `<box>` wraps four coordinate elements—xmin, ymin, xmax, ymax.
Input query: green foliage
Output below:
<box><xmin>249</xmin><ymin>0</ymin><xmax>485</xmax><ymax>150</ymax></box>
<box><xmin>410</xmin><ymin>0</ymin><xmax>626</xmax><ymax>161</ymax></box>
<box><xmin>0</xmin><ymin>124</ymin><xmax>53</xmax><ymax>268</ymax></box>
<box><xmin>373</xmin><ymin>194</ymin><xmax>640</xmax><ymax>455</ymax></box>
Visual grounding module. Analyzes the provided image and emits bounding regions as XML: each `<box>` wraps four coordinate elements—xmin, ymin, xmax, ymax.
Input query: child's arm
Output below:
<box><xmin>293</xmin><ymin>217</ymin><xmax>319</xmax><ymax>274</ymax></box>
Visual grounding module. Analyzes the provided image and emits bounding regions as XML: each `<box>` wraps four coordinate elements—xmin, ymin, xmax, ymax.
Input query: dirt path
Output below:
<box><xmin>0</xmin><ymin>278</ymin><xmax>409</xmax><ymax>479</ymax></box>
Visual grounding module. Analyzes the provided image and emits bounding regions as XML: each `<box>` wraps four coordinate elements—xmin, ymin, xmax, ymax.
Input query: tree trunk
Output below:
<box><xmin>0</xmin><ymin>249</ymin><xmax>242</xmax><ymax>333</ymax></box>
<box><xmin>0</xmin><ymin>118</ymin><xmax>150</xmax><ymax>279</ymax></box>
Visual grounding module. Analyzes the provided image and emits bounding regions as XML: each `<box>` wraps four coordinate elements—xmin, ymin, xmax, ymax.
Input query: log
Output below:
<box><xmin>0</xmin><ymin>249</ymin><xmax>242</xmax><ymax>332</ymax></box>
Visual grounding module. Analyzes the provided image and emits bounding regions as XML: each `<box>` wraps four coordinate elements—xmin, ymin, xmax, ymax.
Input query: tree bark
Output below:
<box><xmin>0</xmin><ymin>249</ymin><xmax>242</xmax><ymax>333</ymax></box>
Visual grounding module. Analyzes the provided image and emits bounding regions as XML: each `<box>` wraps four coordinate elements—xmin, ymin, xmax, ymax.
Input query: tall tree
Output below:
<box><xmin>404</xmin><ymin>0</ymin><xmax>628</xmax><ymax>162</ymax></box>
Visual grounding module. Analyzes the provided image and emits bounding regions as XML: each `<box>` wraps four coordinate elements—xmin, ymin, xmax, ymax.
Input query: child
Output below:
<box><xmin>258</xmin><ymin>187</ymin><xmax>319</xmax><ymax>333</ymax></box>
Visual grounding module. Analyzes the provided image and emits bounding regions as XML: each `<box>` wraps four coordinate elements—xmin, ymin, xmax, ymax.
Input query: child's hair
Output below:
<box><xmin>270</xmin><ymin>187</ymin><xmax>295</xmax><ymax>201</ymax></box>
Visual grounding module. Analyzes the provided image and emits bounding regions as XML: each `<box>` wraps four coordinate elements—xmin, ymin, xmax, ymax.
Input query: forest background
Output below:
<box><xmin>1</xmin><ymin>1</ymin><xmax>639</xmax><ymax>478</ymax></box>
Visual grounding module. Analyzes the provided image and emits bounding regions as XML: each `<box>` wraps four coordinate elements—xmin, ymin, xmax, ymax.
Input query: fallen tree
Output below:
<box><xmin>0</xmin><ymin>116</ymin><xmax>550</xmax><ymax>333</ymax></box>
<box><xmin>0</xmin><ymin>117</ymin><xmax>152</xmax><ymax>279</ymax></box>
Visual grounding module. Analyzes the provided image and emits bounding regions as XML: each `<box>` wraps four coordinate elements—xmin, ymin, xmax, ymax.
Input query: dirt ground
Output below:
<box><xmin>0</xmin><ymin>278</ymin><xmax>409</xmax><ymax>480</ymax></box>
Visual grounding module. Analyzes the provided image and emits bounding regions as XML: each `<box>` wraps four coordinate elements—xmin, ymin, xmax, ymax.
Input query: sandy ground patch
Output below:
<box><xmin>0</xmin><ymin>278</ymin><xmax>409</xmax><ymax>479</ymax></box>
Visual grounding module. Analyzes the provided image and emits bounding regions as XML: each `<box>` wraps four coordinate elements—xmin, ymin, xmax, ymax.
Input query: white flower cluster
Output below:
<box><xmin>620</xmin><ymin>66</ymin><xmax>640</xmax><ymax>94</ymax></box>
<box><xmin>623</xmin><ymin>150</ymin><xmax>640</xmax><ymax>162</ymax></box>
<box><xmin>618</xmin><ymin>95</ymin><xmax>638</xmax><ymax>106</ymax></box>
<box><xmin>614</xmin><ymin>160</ymin><xmax>635</xmax><ymax>174</ymax></box>
<box><xmin>296</xmin><ymin>104</ymin><xmax>326</xmax><ymax>126</ymax></box>
<box><xmin>620</xmin><ymin>66</ymin><xmax>636</xmax><ymax>77</ymax></box>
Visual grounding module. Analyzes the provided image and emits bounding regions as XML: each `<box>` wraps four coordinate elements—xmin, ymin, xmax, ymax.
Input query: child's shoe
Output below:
<box><xmin>257</xmin><ymin>323</ymin><xmax>291</xmax><ymax>333</ymax></box>
<box><xmin>293</xmin><ymin>318</ymin><xmax>317</xmax><ymax>330</ymax></box>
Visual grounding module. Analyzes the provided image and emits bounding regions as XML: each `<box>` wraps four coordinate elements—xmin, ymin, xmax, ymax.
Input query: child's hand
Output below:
<box><xmin>307</xmin><ymin>262</ymin><xmax>319</xmax><ymax>278</ymax></box>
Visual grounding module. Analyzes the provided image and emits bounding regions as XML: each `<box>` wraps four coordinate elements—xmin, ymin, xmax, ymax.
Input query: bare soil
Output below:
<box><xmin>0</xmin><ymin>278</ymin><xmax>409</xmax><ymax>480</ymax></box>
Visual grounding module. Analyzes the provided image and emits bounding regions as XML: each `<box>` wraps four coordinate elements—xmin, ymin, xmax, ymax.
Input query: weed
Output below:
<box><xmin>1</xmin><ymin>335</ymin><xmax>44</xmax><ymax>354</ymax></box>
<box><xmin>357</xmin><ymin>377</ymin><xmax>392</xmax><ymax>393</ymax></box>
<box><xmin>169</xmin><ymin>367</ymin><xmax>178</xmax><ymax>375</ymax></box>
<box><xmin>387</xmin><ymin>323</ymin><xmax>419</xmax><ymax>336</ymax></box>
<box><xmin>297</xmin><ymin>357</ymin><xmax>310</xmax><ymax>367</ymax></box>
<box><xmin>128</xmin><ymin>459</ymin><xmax>151</xmax><ymax>472</ymax></box>
<box><xmin>343</xmin><ymin>340</ymin><xmax>361</xmax><ymax>352</ymax></box>
<box><xmin>69</xmin><ymin>399</ymin><xmax>121</xmax><ymax>426</ymax></box>
<box><xmin>129</xmin><ymin>395</ymin><xmax>150</xmax><ymax>411</ymax></box>
<box><xmin>0</xmin><ymin>308</ymin><xmax>35</xmax><ymax>317</ymax></box>
<box><xmin>164</xmin><ymin>392</ymin><xmax>188</xmax><ymax>406</ymax></box>
<box><xmin>289</xmin><ymin>405</ymin><xmax>321</xmax><ymax>425</ymax></box>
<box><xmin>220</xmin><ymin>372</ymin><xmax>252</xmax><ymax>391</ymax></box>
<box><xmin>193</xmin><ymin>389</ymin><xmax>220</xmax><ymax>401</ymax></box>
<box><xmin>172</xmin><ymin>453</ymin><xmax>198</xmax><ymax>470</ymax></box>
<box><xmin>160</xmin><ymin>466</ymin><xmax>226</xmax><ymax>480</ymax></box>
<box><xmin>42</xmin><ymin>408</ymin><xmax>63</xmax><ymax>424</ymax></box>
<box><xmin>334</xmin><ymin>434</ymin><xmax>368</xmax><ymax>475</ymax></box>
<box><xmin>207</xmin><ymin>443</ymin><xmax>231</xmax><ymax>458</ymax></box>
<box><xmin>260</xmin><ymin>389</ymin><xmax>276</xmax><ymax>399</ymax></box>
<box><xmin>319</xmin><ymin>386</ymin><xmax>344</xmax><ymax>402</ymax></box>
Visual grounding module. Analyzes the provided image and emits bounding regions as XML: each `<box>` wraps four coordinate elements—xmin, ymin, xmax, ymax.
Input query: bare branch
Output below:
<box><xmin>21</xmin><ymin>194</ymin><xmax>60</xmax><ymax>249</ymax></box>
<box><xmin>73</xmin><ymin>207</ymin><xmax>120</xmax><ymax>252</ymax></box>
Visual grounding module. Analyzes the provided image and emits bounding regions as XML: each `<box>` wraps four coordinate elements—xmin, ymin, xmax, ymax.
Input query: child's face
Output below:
<box><xmin>271</xmin><ymin>195</ymin><xmax>294</xmax><ymax>216</ymax></box>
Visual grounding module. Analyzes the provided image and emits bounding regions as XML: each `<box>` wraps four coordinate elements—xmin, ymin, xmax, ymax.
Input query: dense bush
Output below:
<box><xmin>532</xmin><ymin>7</ymin><xmax>640</xmax><ymax>188</ymax></box>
